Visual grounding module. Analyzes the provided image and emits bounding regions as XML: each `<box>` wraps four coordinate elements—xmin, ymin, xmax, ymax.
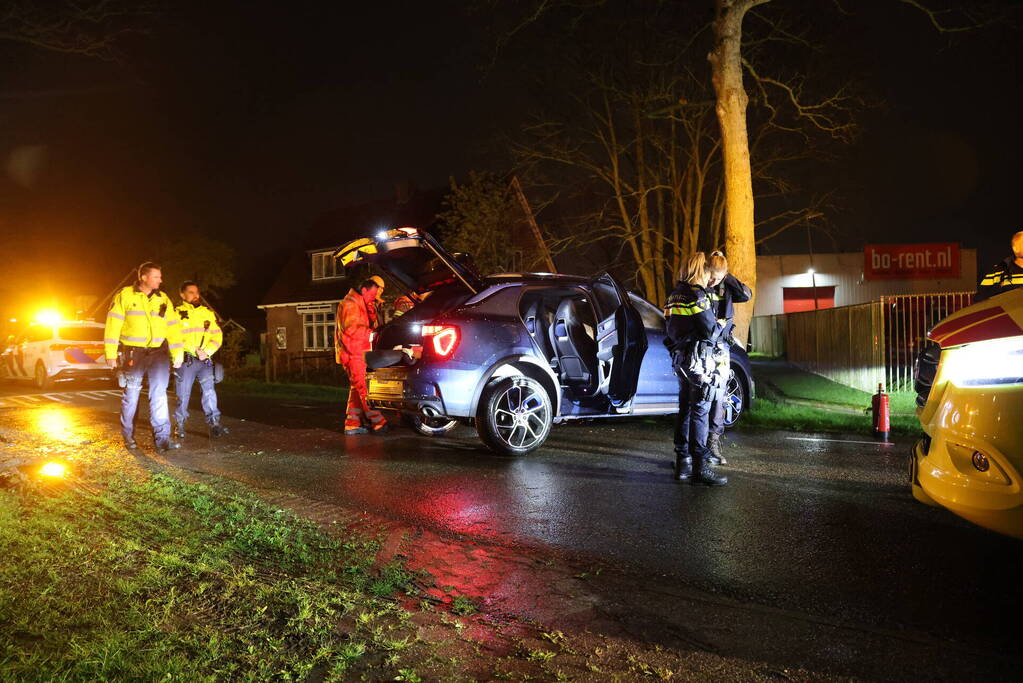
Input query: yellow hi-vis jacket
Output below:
<box><xmin>175</xmin><ymin>301</ymin><xmax>222</xmax><ymax>357</ymax></box>
<box><xmin>104</xmin><ymin>286</ymin><xmax>184</xmax><ymax>364</ymax></box>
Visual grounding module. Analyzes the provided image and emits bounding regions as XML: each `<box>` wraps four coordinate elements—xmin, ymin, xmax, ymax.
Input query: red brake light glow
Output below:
<box><xmin>422</xmin><ymin>325</ymin><xmax>459</xmax><ymax>357</ymax></box>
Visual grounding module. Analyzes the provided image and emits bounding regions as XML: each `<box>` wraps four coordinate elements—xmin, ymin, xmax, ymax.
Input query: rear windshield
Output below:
<box><xmin>399</xmin><ymin>283</ymin><xmax>472</xmax><ymax>322</ymax></box>
<box><xmin>58</xmin><ymin>326</ymin><xmax>104</xmax><ymax>342</ymax></box>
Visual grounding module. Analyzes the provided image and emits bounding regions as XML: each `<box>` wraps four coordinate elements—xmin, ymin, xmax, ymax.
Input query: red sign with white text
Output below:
<box><xmin>863</xmin><ymin>243</ymin><xmax>960</xmax><ymax>280</ymax></box>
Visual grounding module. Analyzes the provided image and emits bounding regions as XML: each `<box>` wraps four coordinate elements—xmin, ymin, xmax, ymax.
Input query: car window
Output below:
<box><xmin>590</xmin><ymin>282</ymin><xmax>621</xmax><ymax>319</ymax></box>
<box><xmin>58</xmin><ymin>326</ymin><xmax>104</xmax><ymax>342</ymax></box>
<box><xmin>628</xmin><ymin>293</ymin><xmax>666</xmax><ymax>331</ymax></box>
<box><xmin>26</xmin><ymin>325</ymin><xmax>54</xmax><ymax>343</ymax></box>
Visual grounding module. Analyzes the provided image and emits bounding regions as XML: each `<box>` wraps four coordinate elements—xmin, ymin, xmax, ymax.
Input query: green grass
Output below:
<box><xmin>752</xmin><ymin>360</ymin><xmax>917</xmax><ymax>415</ymax></box>
<box><xmin>742</xmin><ymin>360</ymin><xmax>921</xmax><ymax>435</ymax></box>
<box><xmin>218</xmin><ymin>379</ymin><xmax>346</xmax><ymax>403</ymax></box>
<box><xmin>0</xmin><ymin>469</ymin><xmax>422</xmax><ymax>680</ymax></box>
<box><xmin>744</xmin><ymin>398</ymin><xmax>920</xmax><ymax>435</ymax></box>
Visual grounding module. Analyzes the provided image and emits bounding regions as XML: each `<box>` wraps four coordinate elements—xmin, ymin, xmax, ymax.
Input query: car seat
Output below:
<box><xmin>549</xmin><ymin>297</ymin><xmax>598</xmax><ymax>390</ymax></box>
<box><xmin>523</xmin><ymin>298</ymin><xmax>556</xmax><ymax>366</ymax></box>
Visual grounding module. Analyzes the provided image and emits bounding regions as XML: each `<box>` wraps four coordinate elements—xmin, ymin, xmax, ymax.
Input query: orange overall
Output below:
<box><xmin>335</xmin><ymin>289</ymin><xmax>386</xmax><ymax>432</ymax></box>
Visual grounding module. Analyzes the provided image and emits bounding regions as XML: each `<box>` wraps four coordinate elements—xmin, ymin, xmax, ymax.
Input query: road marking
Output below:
<box><xmin>785</xmin><ymin>436</ymin><xmax>896</xmax><ymax>447</ymax></box>
<box><xmin>281</xmin><ymin>403</ymin><xmax>315</xmax><ymax>409</ymax></box>
<box><xmin>82</xmin><ymin>391</ymin><xmax>118</xmax><ymax>399</ymax></box>
<box><xmin>6</xmin><ymin>396</ymin><xmax>43</xmax><ymax>407</ymax></box>
<box><xmin>40</xmin><ymin>393</ymin><xmax>72</xmax><ymax>402</ymax></box>
<box><xmin>78</xmin><ymin>393</ymin><xmax>104</xmax><ymax>400</ymax></box>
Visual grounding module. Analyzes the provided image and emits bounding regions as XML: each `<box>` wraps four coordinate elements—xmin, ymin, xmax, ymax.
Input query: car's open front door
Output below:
<box><xmin>591</xmin><ymin>273</ymin><xmax>648</xmax><ymax>407</ymax></box>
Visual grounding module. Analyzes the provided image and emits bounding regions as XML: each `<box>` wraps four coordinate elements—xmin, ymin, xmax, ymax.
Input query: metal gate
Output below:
<box><xmin>879</xmin><ymin>292</ymin><xmax>974</xmax><ymax>391</ymax></box>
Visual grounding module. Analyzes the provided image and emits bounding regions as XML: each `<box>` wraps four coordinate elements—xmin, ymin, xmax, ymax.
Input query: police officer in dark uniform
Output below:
<box><xmin>977</xmin><ymin>231</ymin><xmax>1023</xmax><ymax>301</ymax></box>
<box><xmin>705</xmin><ymin>251</ymin><xmax>752</xmax><ymax>464</ymax></box>
<box><xmin>665</xmin><ymin>252</ymin><xmax>728</xmax><ymax>486</ymax></box>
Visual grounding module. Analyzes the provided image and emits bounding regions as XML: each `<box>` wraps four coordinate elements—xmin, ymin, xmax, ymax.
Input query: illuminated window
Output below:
<box><xmin>311</xmin><ymin>251</ymin><xmax>341</xmax><ymax>280</ymax></box>
<box><xmin>302</xmin><ymin>310</ymin><xmax>336</xmax><ymax>351</ymax></box>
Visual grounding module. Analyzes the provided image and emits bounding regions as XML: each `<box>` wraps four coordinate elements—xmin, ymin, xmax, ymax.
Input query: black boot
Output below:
<box><xmin>691</xmin><ymin>454</ymin><xmax>728</xmax><ymax>486</ymax></box>
<box><xmin>707</xmin><ymin>433</ymin><xmax>727</xmax><ymax>466</ymax></box>
<box><xmin>173</xmin><ymin>421</ymin><xmax>186</xmax><ymax>440</ymax></box>
<box><xmin>673</xmin><ymin>452</ymin><xmax>693</xmax><ymax>481</ymax></box>
<box><xmin>209</xmin><ymin>422</ymin><xmax>230</xmax><ymax>438</ymax></box>
<box><xmin>155</xmin><ymin>438</ymin><xmax>182</xmax><ymax>453</ymax></box>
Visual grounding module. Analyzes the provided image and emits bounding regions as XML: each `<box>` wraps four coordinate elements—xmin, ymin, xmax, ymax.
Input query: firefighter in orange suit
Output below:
<box><xmin>366</xmin><ymin>275</ymin><xmax>386</xmax><ymax>329</ymax></box>
<box><xmin>335</xmin><ymin>278</ymin><xmax>388</xmax><ymax>435</ymax></box>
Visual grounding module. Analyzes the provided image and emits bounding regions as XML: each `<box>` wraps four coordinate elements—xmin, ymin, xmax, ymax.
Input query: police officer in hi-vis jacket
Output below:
<box><xmin>173</xmin><ymin>281</ymin><xmax>228</xmax><ymax>440</ymax></box>
<box><xmin>104</xmin><ymin>262</ymin><xmax>183</xmax><ymax>452</ymax></box>
<box><xmin>977</xmin><ymin>231</ymin><xmax>1023</xmax><ymax>301</ymax></box>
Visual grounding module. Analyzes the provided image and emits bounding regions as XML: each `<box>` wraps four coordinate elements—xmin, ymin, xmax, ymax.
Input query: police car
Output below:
<box><xmin>912</xmin><ymin>287</ymin><xmax>1023</xmax><ymax>538</ymax></box>
<box><xmin>0</xmin><ymin>320</ymin><xmax>113</xmax><ymax>388</ymax></box>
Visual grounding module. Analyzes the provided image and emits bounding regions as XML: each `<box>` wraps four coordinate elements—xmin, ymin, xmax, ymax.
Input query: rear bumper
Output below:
<box><xmin>51</xmin><ymin>367</ymin><xmax>113</xmax><ymax>381</ymax></box>
<box><xmin>366</xmin><ymin>361</ymin><xmax>483</xmax><ymax>418</ymax></box>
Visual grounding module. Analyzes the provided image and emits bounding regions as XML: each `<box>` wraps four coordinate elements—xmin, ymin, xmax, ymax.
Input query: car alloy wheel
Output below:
<box><xmin>34</xmin><ymin>362</ymin><xmax>50</xmax><ymax>389</ymax></box>
<box><xmin>722</xmin><ymin>367</ymin><xmax>746</xmax><ymax>429</ymax></box>
<box><xmin>477</xmin><ymin>375</ymin><xmax>552</xmax><ymax>456</ymax></box>
<box><xmin>407</xmin><ymin>413</ymin><xmax>458</xmax><ymax>437</ymax></box>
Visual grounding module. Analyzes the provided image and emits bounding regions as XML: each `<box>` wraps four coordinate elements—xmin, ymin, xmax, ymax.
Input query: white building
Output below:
<box><xmin>753</xmin><ymin>248</ymin><xmax>977</xmax><ymax>317</ymax></box>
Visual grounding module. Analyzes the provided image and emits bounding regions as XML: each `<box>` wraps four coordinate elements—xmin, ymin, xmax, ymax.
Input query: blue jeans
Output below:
<box><xmin>174</xmin><ymin>358</ymin><xmax>220</xmax><ymax>426</ymax></box>
<box><xmin>120</xmin><ymin>348</ymin><xmax>171</xmax><ymax>442</ymax></box>
<box><xmin>673</xmin><ymin>376</ymin><xmax>712</xmax><ymax>461</ymax></box>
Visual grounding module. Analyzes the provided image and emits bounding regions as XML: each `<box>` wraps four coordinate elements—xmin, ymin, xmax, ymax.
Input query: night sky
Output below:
<box><xmin>0</xmin><ymin>0</ymin><xmax>1019</xmax><ymax>324</ymax></box>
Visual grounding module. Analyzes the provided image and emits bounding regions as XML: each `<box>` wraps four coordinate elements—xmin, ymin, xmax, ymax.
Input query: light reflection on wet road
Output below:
<box><xmin>3</xmin><ymin>383</ymin><xmax>1022</xmax><ymax>678</ymax></box>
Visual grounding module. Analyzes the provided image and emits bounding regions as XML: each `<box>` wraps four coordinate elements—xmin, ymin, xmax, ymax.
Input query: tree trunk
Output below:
<box><xmin>708</xmin><ymin>0</ymin><xmax>769</xmax><ymax>345</ymax></box>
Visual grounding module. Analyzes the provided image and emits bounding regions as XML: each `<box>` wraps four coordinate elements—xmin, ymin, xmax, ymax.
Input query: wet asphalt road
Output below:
<box><xmin>4</xmin><ymin>379</ymin><xmax>1022</xmax><ymax>680</ymax></box>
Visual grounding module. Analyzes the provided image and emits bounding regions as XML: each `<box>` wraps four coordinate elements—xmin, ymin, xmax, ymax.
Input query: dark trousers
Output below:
<box><xmin>708</xmin><ymin>347</ymin><xmax>730</xmax><ymax>436</ymax></box>
<box><xmin>673</xmin><ymin>376</ymin><xmax>712</xmax><ymax>460</ymax></box>
<box><xmin>709</xmin><ymin>399</ymin><xmax>725</xmax><ymax>436</ymax></box>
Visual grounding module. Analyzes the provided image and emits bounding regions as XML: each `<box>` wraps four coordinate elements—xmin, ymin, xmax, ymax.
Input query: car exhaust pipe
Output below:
<box><xmin>421</xmin><ymin>405</ymin><xmax>441</xmax><ymax>419</ymax></box>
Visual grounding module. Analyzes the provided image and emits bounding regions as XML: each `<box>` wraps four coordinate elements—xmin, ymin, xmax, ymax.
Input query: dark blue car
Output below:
<box><xmin>337</xmin><ymin>228</ymin><xmax>754</xmax><ymax>456</ymax></box>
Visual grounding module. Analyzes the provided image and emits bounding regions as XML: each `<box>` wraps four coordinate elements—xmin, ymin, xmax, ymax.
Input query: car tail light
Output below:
<box><xmin>422</xmin><ymin>325</ymin><xmax>459</xmax><ymax>357</ymax></box>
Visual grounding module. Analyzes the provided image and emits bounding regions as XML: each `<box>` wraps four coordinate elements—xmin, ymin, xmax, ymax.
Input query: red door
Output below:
<box><xmin>783</xmin><ymin>286</ymin><xmax>836</xmax><ymax>313</ymax></box>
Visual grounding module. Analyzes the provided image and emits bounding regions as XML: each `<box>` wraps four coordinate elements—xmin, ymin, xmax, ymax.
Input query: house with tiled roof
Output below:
<box><xmin>258</xmin><ymin>186</ymin><xmax>445</xmax><ymax>378</ymax></box>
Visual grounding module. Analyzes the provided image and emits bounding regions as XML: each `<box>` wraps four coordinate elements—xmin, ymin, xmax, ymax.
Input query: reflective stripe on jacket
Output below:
<box><xmin>175</xmin><ymin>301</ymin><xmax>222</xmax><ymax>357</ymax></box>
<box><xmin>335</xmin><ymin>289</ymin><xmax>371</xmax><ymax>365</ymax></box>
<box><xmin>664</xmin><ymin>281</ymin><xmax>719</xmax><ymax>351</ymax></box>
<box><xmin>104</xmin><ymin>286</ymin><xmax>183</xmax><ymax>363</ymax></box>
<box><xmin>977</xmin><ymin>257</ymin><xmax>1023</xmax><ymax>301</ymax></box>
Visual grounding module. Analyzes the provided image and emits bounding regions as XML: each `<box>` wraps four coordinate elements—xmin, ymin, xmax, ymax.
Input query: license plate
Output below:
<box><xmin>369</xmin><ymin>379</ymin><xmax>403</xmax><ymax>394</ymax></box>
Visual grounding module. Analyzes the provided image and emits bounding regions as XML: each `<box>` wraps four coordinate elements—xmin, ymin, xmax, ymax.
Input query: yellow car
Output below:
<box><xmin>911</xmin><ymin>287</ymin><xmax>1023</xmax><ymax>538</ymax></box>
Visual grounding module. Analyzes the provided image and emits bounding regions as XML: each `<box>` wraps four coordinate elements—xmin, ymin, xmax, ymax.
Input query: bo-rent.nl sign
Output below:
<box><xmin>863</xmin><ymin>243</ymin><xmax>960</xmax><ymax>280</ymax></box>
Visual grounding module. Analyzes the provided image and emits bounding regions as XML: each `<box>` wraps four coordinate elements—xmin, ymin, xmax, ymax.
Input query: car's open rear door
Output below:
<box><xmin>591</xmin><ymin>273</ymin><xmax>648</xmax><ymax>407</ymax></box>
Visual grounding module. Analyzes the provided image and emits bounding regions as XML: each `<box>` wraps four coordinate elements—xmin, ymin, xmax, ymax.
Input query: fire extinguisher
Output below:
<box><xmin>872</xmin><ymin>383</ymin><xmax>890</xmax><ymax>442</ymax></box>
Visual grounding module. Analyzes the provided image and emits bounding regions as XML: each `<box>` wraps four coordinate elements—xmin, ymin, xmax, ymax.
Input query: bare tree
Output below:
<box><xmin>0</xmin><ymin>0</ymin><xmax>156</xmax><ymax>59</ymax></box>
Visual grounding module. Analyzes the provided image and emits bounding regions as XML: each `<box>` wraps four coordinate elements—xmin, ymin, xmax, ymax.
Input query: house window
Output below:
<box><xmin>302</xmin><ymin>310</ymin><xmax>336</xmax><ymax>351</ymax></box>
<box><xmin>311</xmin><ymin>251</ymin><xmax>341</xmax><ymax>280</ymax></box>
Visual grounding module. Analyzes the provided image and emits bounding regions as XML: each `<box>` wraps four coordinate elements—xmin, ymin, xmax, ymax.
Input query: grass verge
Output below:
<box><xmin>739</xmin><ymin>360</ymin><xmax>921</xmax><ymax>435</ymax></box>
<box><xmin>752</xmin><ymin>360</ymin><xmax>917</xmax><ymax>415</ymax></box>
<box><xmin>744</xmin><ymin>397</ymin><xmax>920</xmax><ymax>435</ymax></box>
<box><xmin>0</xmin><ymin>466</ymin><xmax>423</xmax><ymax>680</ymax></box>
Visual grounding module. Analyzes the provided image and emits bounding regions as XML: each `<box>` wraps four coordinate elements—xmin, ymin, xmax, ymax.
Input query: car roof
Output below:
<box><xmin>484</xmin><ymin>273</ymin><xmax>592</xmax><ymax>286</ymax></box>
